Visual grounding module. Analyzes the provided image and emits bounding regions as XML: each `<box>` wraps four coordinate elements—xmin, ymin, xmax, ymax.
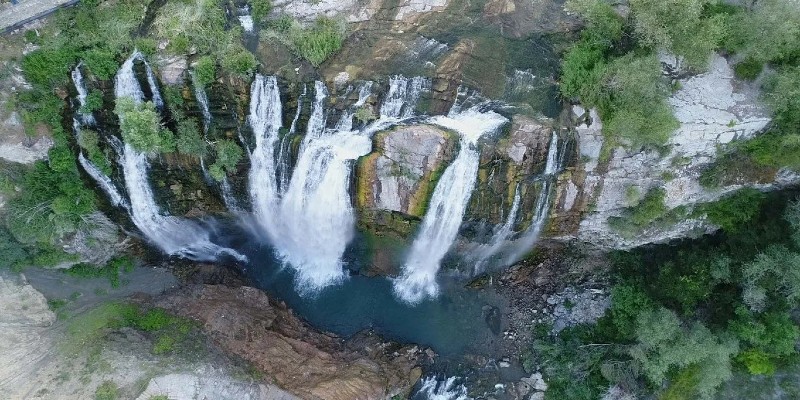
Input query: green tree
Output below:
<box><xmin>629</xmin><ymin>0</ymin><xmax>726</xmax><ymax>69</ymax></box>
<box><xmin>763</xmin><ymin>66</ymin><xmax>800</xmax><ymax>133</ymax></box>
<box><xmin>251</xmin><ymin>0</ymin><xmax>273</xmax><ymax>23</ymax></box>
<box><xmin>725</xmin><ymin>0</ymin><xmax>800</xmax><ymax>64</ymax></box>
<box><xmin>209</xmin><ymin>140</ymin><xmax>243</xmax><ymax>180</ymax></box>
<box><xmin>221</xmin><ymin>49</ymin><xmax>258</xmax><ymax>77</ymax></box>
<box><xmin>741</xmin><ymin>245</ymin><xmax>800</xmax><ymax>312</ymax></box>
<box><xmin>115</xmin><ymin>98</ymin><xmax>174</xmax><ymax>154</ymax></box>
<box><xmin>629</xmin><ymin>308</ymin><xmax>738</xmax><ymax>399</ymax></box>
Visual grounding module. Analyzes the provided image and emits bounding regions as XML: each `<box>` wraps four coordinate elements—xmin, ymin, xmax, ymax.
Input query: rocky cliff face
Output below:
<box><xmin>156</xmin><ymin>284</ymin><xmax>424</xmax><ymax>400</ymax></box>
<box><xmin>551</xmin><ymin>55</ymin><xmax>792</xmax><ymax>248</ymax></box>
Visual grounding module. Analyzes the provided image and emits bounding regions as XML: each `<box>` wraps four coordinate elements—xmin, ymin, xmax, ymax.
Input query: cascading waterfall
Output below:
<box><xmin>393</xmin><ymin>108</ymin><xmax>507</xmax><ymax>304</ymax></box>
<box><xmin>334</xmin><ymin>81</ymin><xmax>374</xmax><ymax>132</ymax></box>
<box><xmin>71</xmin><ymin>65</ymin><xmax>96</xmax><ymax>125</ymax></box>
<box><xmin>248</xmin><ymin>76</ymin><xmax>423</xmax><ymax>291</ymax></box>
<box><xmin>505</xmin><ymin>131</ymin><xmax>562</xmax><ymax>264</ymax></box>
<box><xmin>413</xmin><ymin>376</ymin><xmax>471</xmax><ymax>400</ymax></box>
<box><xmin>191</xmin><ymin>72</ymin><xmax>212</xmax><ymax>132</ymax></box>
<box><xmin>471</xmin><ymin>184</ymin><xmax>521</xmax><ymax>273</ymax></box>
<box><xmin>380</xmin><ymin>76</ymin><xmax>429</xmax><ymax>118</ymax></box>
<box><xmin>106</xmin><ymin>53</ymin><xmax>245</xmax><ymax>261</ymax></box>
<box><xmin>78</xmin><ymin>153</ymin><xmax>129</xmax><ymax>210</ymax></box>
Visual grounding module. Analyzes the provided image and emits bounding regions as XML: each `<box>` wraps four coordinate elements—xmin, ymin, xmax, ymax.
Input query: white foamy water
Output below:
<box><xmin>414</xmin><ymin>376</ymin><xmax>471</xmax><ymax>400</ymax></box>
<box><xmin>109</xmin><ymin>52</ymin><xmax>245</xmax><ymax>262</ymax></box>
<box><xmin>78</xmin><ymin>153</ymin><xmax>128</xmax><ymax>210</ymax></box>
<box><xmin>71</xmin><ymin>65</ymin><xmax>96</xmax><ymax>125</ymax></box>
<box><xmin>380</xmin><ymin>76</ymin><xmax>430</xmax><ymax>118</ymax></box>
<box><xmin>393</xmin><ymin>108</ymin><xmax>507</xmax><ymax>304</ymax></box>
<box><xmin>191</xmin><ymin>71</ymin><xmax>212</xmax><ymax>132</ymax></box>
<box><xmin>472</xmin><ymin>184</ymin><xmax>521</xmax><ymax>273</ymax></box>
<box><xmin>248</xmin><ymin>76</ymin><xmax>424</xmax><ymax>291</ymax></box>
<box><xmin>238</xmin><ymin>15</ymin><xmax>254</xmax><ymax>32</ymax></box>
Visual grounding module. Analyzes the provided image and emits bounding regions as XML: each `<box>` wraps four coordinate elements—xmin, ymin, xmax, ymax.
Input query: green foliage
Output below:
<box><xmin>354</xmin><ymin>106</ymin><xmax>376</xmax><ymax>124</ymax></box>
<box><xmin>741</xmin><ymin>245</ymin><xmax>800</xmax><ymax>312</ymax></box>
<box><xmin>94</xmin><ymin>381</ymin><xmax>118</xmax><ymax>400</ymax></box>
<box><xmin>733</xmin><ymin>57</ymin><xmax>763</xmax><ymax>80</ymax></box>
<box><xmin>268</xmin><ymin>16</ymin><xmax>347</xmax><ymax>67</ymax></box>
<box><xmin>81</xmin><ymin>90</ymin><xmax>104</xmax><ymax>114</ymax></box>
<box><xmin>559</xmin><ymin>41</ymin><xmax>607</xmax><ymax>103</ymax></box>
<box><xmin>609</xmin><ymin>187</ymin><xmax>670</xmax><ymax>235</ymax></box>
<box><xmin>629</xmin><ymin>0</ymin><xmax>726</xmax><ymax>70</ymax></box>
<box><xmin>209</xmin><ymin>139</ymin><xmax>243</xmax><ymax>180</ymax></box>
<box><xmin>0</xmin><ymin>226</ymin><xmax>29</xmax><ymax>270</ymax></box>
<box><xmin>601</xmin><ymin>54</ymin><xmax>679</xmax><ymax>147</ymax></box>
<box><xmin>21</xmin><ymin>47</ymin><xmax>76</xmax><ymax>87</ymax></box>
<box><xmin>724</xmin><ymin>0</ymin><xmax>800</xmax><ymax>65</ymax></box>
<box><xmin>629</xmin><ymin>307</ymin><xmax>739</xmax><ymax>399</ymax></box>
<box><xmin>730</xmin><ymin>309</ymin><xmax>799</xmax><ymax>374</ymax></box>
<box><xmin>62</xmin><ymin>256</ymin><xmax>134</xmax><ymax>288</ymax></box>
<box><xmin>701</xmin><ymin>188</ymin><xmax>766</xmax><ymax>232</ymax></box>
<box><xmin>251</xmin><ymin>0</ymin><xmax>273</xmax><ymax>23</ymax></box>
<box><xmin>221</xmin><ymin>49</ymin><xmax>258</xmax><ymax>77</ymax></box>
<box><xmin>193</xmin><ymin>56</ymin><xmax>216</xmax><ymax>87</ymax></box>
<box><xmin>115</xmin><ymin>98</ymin><xmax>175</xmax><ymax>154</ymax></box>
<box><xmin>764</xmin><ymin>66</ymin><xmax>800</xmax><ymax>133</ymax></box>
<box><xmin>175</xmin><ymin>118</ymin><xmax>208</xmax><ymax>157</ymax></box>
<box><xmin>153</xmin><ymin>0</ymin><xmax>244</xmax><ymax>62</ymax></box>
<box><xmin>601</xmin><ymin>284</ymin><xmax>654</xmax><ymax>340</ymax></box>
<box><xmin>81</xmin><ymin>48</ymin><xmax>119</xmax><ymax>80</ymax></box>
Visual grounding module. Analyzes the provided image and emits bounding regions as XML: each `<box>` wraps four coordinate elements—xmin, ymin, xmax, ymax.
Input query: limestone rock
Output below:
<box><xmin>358</xmin><ymin>124</ymin><xmax>457</xmax><ymax>217</ymax></box>
<box><xmin>563</xmin><ymin>54</ymin><xmax>785</xmax><ymax>248</ymax></box>
<box><xmin>395</xmin><ymin>0</ymin><xmax>451</xmax><ymax>22</ymax></box>
<box><xmin>135</xmin><ymin>372</ymin><xmax>299</xmax><ymax>400</ymax></box>
<box><xmin>156</xmin><ymin>54</ymin><xmax>188</xmax><ymax>86</ymax></box>
<box><xmin>271</xmin><ymin>0</ymin><xmax>382</xmax><ymax>23</ymax></box>
<box><xmin>156</xmin><ymin>285</ymin><xmax>422</xmax><ymax>400</ymax></box>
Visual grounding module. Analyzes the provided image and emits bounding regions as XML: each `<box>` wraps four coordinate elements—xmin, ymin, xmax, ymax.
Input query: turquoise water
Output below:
<box><xmin>228</xmin><ymin>234</ymin><xmax>502</xmax><ymax>356</ymax></box>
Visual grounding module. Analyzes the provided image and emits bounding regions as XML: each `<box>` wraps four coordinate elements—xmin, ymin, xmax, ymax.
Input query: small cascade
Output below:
<box><xmin>380</xmin><ymin>76</ymin><xmax>430</xmax><ymax>118</ymax></box>
<box><xmin>220</xmin><ymin>177</ymin><xmax>240</xmax><ymax>212</ymax></box>
<box><xmin>71</xmin><ymin>65</ymin><xmax>96</xmax><ymax>125</ymax></box>
<box><xmin>472</xmin><ymin>184</ymin><xmax>521</xmax><ymax>273</ymax></box>
<box><xmin>248</xmin><ymin>75</ymin><xmax>284</xmax><ymax>229</ymax></box>
<box><xmin>393</xmin><ymin>108</ymin><xmax>507</xmax><ymax>304</ymax></box>
<box><xmin>506</xmin><ymin>131</ymin><xmax>562</xmax><ymax>264</ymax></box>
<box><xmin>191</xmin><ymin>72</ymin><xmax>212</xmax><ymax>132</ymax></box>
<box><xmin>413</xmin><ymin>376</ymin><xmax>471</xmax><ymax>400</ymax></box>
<box><xmin>334</xmin><ymin>81</ymin><xmax>374</xmax><ymax>132</ymax></box>
<box><xmin>303</xmin><ymin>81</ymin><xmax>328</xmax><ymax>142</ymax></box>
<box><xmin>78</xmin><ymin>153</ymin><xmax>128</xmax><ymax>210</ymax></box>
<box><xmin>110</xmin><ymin>52</ymin><xmax>244</xmax><ymax>262</ymax></box>
<box><xmin>142</xmin><ymin>56</ymin><xmax>164</xmax><ymax>109</ymax></box>
<box><xmin>276</xmin><ymin>84</ymin><xmax>306</xmax><ymax>192</ymax></box>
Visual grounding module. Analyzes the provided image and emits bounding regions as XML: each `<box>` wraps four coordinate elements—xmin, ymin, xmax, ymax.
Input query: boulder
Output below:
<box><xmin>156</xmin><ymin>285</ymin><xmax>422</xmax><ymax>400</ymax></box>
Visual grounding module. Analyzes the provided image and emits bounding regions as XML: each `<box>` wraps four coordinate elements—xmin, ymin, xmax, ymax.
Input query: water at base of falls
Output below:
<box><xmin>393</xmin><ymin>108</ymin><xmax>507</xmax><ymax>305</ymax></box>
<box><xmin>412</xmin><ymin>376</ymin><xmax>471</xmax><ymax>400</ymax></box>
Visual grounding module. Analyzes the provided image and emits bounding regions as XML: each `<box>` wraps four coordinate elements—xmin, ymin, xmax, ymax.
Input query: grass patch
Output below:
<box><xmin>263</xmin><ymin>16</ymin><xmax>347</xmax><ymax>67</ymax></box>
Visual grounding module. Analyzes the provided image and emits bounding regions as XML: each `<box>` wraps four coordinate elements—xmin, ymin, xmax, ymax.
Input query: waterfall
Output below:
<box><xmin>276</xmin><ymin>85</ymin><xmax>306</xmax><ymax>192</ymax></box>
<box><xmin>380</xmin><ymin>76</ymin><xmax>429</xmax><ymax>118</ymax></box>
<box><xmin>505</xmin><ymin>131</ymin><xmax>562</xmax><ymax>264</ymax></box>
<box><xmin>413</xmin><ymin>376</ymin><xmax>471</xmax><ymax>400</ymax></box>
<box><xmin>393</xmin><ymin>108</ymin><xmax>507</xmax><ymax>304</ymax></box>
<box><xmin>472</xmin><ymin>184</ymin><xmax>521</xmax><ymax>273</ymax></box>
<box><xmin>191</xmin><ymin>72</ymin><xmax>212</xmax><ymax>132</ymax></box>
<box><xmin>335</xmin><ymin>81</ymin><xmax>374</xmax><ymax>132</ymax></box>
<box><xmin>248</xmin><ymin>75</ymin><xmax>284</xmax><ymax>231</ymax></box>
<box><xmin>248</xmin><ymin>75</ymin><xmax>421</xmax><ymax>291</ymax></box>
<box><xmin>71</xmin><ymin>65</ymin><xmax>96</xmax><ymax>125</ymax></box>
<box><xmin>109</xmin><ymin>52</ymin><xmax>245</xmax><ymax>262</ymax></box>
<box><xmin>78</xmin><ymin>153</ymin><xmax>128</xmax><ymax>210</ymax></box>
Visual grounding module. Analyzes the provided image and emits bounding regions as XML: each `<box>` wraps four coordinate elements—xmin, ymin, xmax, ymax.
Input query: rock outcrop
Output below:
<box><xmin>156</xmin><ymin>284</ymin><xmax>423</xmax><ymax>400</ymax></box>
<box><xmin>553</xmin><ymin>54</ymin><xmax>790</xmax><ymax>248</ymax></box>
<box><xmin>358</xmin><ymin>124</ymin><xmax>457</xmax><ymax>218</ymax></box>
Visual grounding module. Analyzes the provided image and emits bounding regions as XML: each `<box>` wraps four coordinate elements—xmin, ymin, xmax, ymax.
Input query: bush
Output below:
<box><xmin>21</xmin><ymin>47</ymin><xmax>76</xmax><ymax>87</ymax></box>
<box><xmin>221</xmin><ymin>49</ymin><xmax>258</xmax><ymax>77</ymax></box>
<box><xmin>268</xmin><ymin>16</ymin><xmax>347</xmax><ymax>67</ymax></box>
<box><xmin>763</xmin><ymin>66</ymin><xmax>800</xmax><ymax>133</ymax></box>
<box><xmin>701</xmin><ymin>189</ymin><xmax>766</xmax><ymax>232</ymax></box>
<box><xmin>81</xmin><ymin>90</ymin><xmax>104</xmax><ymax>113</ymax></box>
<box><xmin>209</xmin><ymin>140</ymin><xmax>243</xmax><ymax>180</ymax></box>
<box><xmin>733</xmin><ymin>57</ymin><xmax>763</xmax><ymax>80</ymax></box>
<box><xmin>81</xmin><ymin>48</ymin><xmax>119</xmax><ymax>80</ymax></box>
<box><xmin>94</xmin><ymin>381</ymin><xmax>118</xmax><ymax>400</ymax></box>
<box><xmin>251</xmin><ymin>0</ymin><xmax>273</xmax><ymax>23</ymax></box>
<box><xmin>193</xmin><ymin>55</ymin><xmax>216</xmax><ymax>87</ymax></box>
<box><xmin>115</xmin><ymin>98</ymin><xmax>175</xmax><ymax>154</ymax></box>
<box><xmin>176</xmin><ymin>118</ymin><xmax>208</xmax><ymax>157</ymax></box>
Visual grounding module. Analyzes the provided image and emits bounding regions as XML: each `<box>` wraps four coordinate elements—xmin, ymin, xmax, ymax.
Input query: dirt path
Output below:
<box><xmin>0</xmin><ymin>0</ymin><xmax>78</xmax><ymax>32</ymax></box>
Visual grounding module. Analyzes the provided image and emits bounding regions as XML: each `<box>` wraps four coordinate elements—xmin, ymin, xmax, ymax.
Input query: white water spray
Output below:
<box><xmin>71</xmin><ymin>65</ymin><xmax>96</xmax><ymax>125</ymax></box>
<box><xmin>78</xmin><ymin>153</ymin><xmax>128</xmax><ymax>210</ymax></box>
<box><xmin>472</xmin><ymin>184</ymin><xmax>521</xmax><ymax>273</ymax></box>
<box><xmin>415</xmin><ymin>376</ymin><xmax>471</xmax><ymax>400</ymax></box>
<box><xmin>393</xmin><ymin>108</ymin><xmax>507</xmax><ymax>304</ymax></box>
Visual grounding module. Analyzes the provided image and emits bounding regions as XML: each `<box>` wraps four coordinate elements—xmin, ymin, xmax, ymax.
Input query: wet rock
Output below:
<box><xmin>156</xmin><ymin>54</ymin><xmax>187</xmax><ymax>86</ymax></box>
<box><xmin>358</xmin><ymin>124</ymin><xmax>458</xmax><ymax>218</ymax></box>
<box><xmin>157</xmin><ymin>284</ymin><xmax>422</xmax><ymax>400</ymax></box>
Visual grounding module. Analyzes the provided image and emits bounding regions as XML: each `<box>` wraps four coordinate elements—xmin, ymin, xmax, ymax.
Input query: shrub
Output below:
<box><xmin>115</xmin><ymin>98</ymin><xmax>175</xmax><ymax>154</ymax></box>
<box><xmin>763</xmin><ymin>66</ymin><xmax>800</xmax><ymax>133</ymax></box>
<box><xmin>268</xmin><ymin>16</ymin><xmax>347</xmax><ymax>67</ymax></box>
<box><xmin>354</xmin><ymin>106</ymin><xmax>376</xmax><ymax>124</ymax></box>
<box><xmin>733</xmin><ymin>57</ymin><xmax>763</xmax><ymax>80</ymax></box>
<box><xmin>193</xmin><ymin>56</ymin><xmax>216</xmax><ymax>87</ymax></box>
<box><xmin>559</xmin><ymin>41</ymin><xmax>607</xmax><ymax>103</ymax></box>
<box><xmin>81</xmin><ymin>90</ymin><xmax>104</xmax><ymax>113</ymax></box>
<box><xmin>175</xmin><ymin>118</ymin><xmax>208</xmax><ymax>157</ymax></box>
<box><xmin>21</xmin><ymin>47</ymin><xmax>76</xmax><ymax>87</ymax></box>
<box><xmin>701</xmin><ymin>188</ymin><xmax>766</xmax><ymax>232</ymax></box>
<box><xmin>221</xmin><ymin>49</ymin><xmax>258</xmax><ymax>77</ymax></box>
<box><xmin>251</xmin><ymin>0</ymin><xmax>273</xmax><ymax>23</ymax></box>
<box><xmin>209</xmin><ymin>139</ymin><xmax>243</xmax><ymax>180</ymax></box>
<box><xmin>81</xmin><ymin>48</ymin><xmax>119</xmax><ymax>80</ymax></box>
<box><xmin>94</xmin><ymin>381</ymin><xmax>118</xmax><ymax>400</ymax></box>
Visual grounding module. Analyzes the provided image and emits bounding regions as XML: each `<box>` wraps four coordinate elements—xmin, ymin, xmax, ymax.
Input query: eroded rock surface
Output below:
<box><xmin>554</xmin><ymin>55</ymin><xmax>789</xmax><ymax>248</ymax></box>
<box><xmin>358</xmin><ymin>124</ymin><xmax>457</xmax><ymax>217</ymax></box>
<box><xmin>157</xmin><ymin>284</ymin><xmax>423</xmax><ymax>400</ymax></box>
